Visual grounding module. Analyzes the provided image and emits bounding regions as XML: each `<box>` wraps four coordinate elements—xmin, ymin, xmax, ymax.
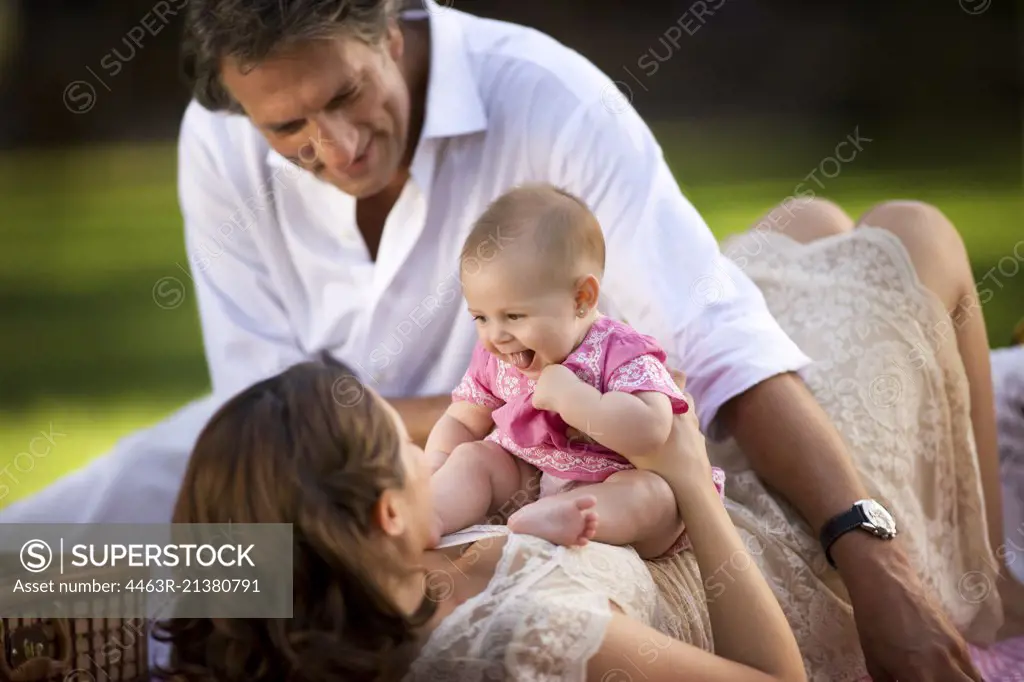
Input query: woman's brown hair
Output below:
<box><xmin>152</xmin><ymin>355</ymin><xmax>436</xmax><ymax>682</ymax></box>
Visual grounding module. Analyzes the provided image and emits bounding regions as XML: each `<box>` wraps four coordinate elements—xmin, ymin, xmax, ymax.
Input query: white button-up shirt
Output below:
<box><xmin>176</xmin><ymin>2</ymin><xmax>811</xmax><ymax>438</ymax></box>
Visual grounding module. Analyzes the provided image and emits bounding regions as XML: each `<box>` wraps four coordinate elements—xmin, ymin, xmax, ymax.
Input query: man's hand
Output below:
<box><xmin>721</xmin><ymin>373</ymin><xmax>984</xmax><ymax>681</ymax></box>
<box><xmin>531</xmin><ymin>364</ymin><xmax>580</xmax><ymax>413</ymax></box>
<box><xmin>836</xmin><ymin>536</ymin><xmax>982</xmax><ymax>682</ymax></box>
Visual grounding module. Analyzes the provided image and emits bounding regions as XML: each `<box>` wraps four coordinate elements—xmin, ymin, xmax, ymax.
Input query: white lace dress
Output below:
<box><xmin>712</xmin><ymin>227</ymin><xmax>1019</xmax><ymax>681</ymax></box>
<box><xmin>405</xmin><ymin>526</ymin><xmax>708</xmax><ymax>681</ymax></box>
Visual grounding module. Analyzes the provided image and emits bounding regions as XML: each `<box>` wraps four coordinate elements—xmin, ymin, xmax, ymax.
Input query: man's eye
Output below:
<box><xmin>326</xmin><ymin>87</ymin><xmax>361</xmax><ymax>111</ymax></box>
<box><xmin>276</xmin><ymin>122</ymin><xmax>305</xmax><ymax>136</ymax></box>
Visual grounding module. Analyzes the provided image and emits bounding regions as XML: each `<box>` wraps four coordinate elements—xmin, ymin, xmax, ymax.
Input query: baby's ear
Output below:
<box><xmin>573</xmin><ymin>274</ymin><xmax>601</xmax><ymax>308</ymax></box>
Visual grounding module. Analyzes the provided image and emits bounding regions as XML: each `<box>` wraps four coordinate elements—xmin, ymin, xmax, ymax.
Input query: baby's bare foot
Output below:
<box><xmin>507</xmin><ymin>496</ymin><xmax>599</xmax><ymax>547</ymax></box>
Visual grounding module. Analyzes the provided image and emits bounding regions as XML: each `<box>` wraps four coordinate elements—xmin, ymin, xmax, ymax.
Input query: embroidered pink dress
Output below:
<box><xmin>452</xmin><ymin>316</ymin><xmax>726</xmax><ymax>553</ymax></box>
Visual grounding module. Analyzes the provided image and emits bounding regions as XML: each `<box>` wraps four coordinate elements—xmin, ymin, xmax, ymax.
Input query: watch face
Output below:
<box><xmin>862</xmin><ymin>501</ymin><xmax>896</xmax><ymax>534</ymax></box>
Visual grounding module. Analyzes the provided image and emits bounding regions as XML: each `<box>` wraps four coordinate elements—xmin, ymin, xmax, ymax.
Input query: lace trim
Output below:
<box><xmin>505</xmin><ymin>592</ymin><xmax>613</xmax><ymax>681</ymax></box>
<box><xmin>487</xmin><ymin>429</ymin><xmax>632</xmax><ymax>481</ymax></box>
<box><xmin>415</xmin><ymin>535</ymin><xmax>554</xmax><ymax>661</ymax></box>
<box><xmin>565</xmin><ymin>317</ymin><xmax>616</xmax><ymax>388</ymax></box>
<box><xmin>606</xmin><ymin>354</ymin><xmax>682</xmax><ymax>397</ymax></box>
<box><xmin>728</xmin><ymin>226</ymin><xmax>945</xmax><ymax>323</ymax></box>
<box><xmin>452</xmin><ymin>373</ymin><xmax>504</xmax><ymax>410</ymax></box>
<box><xmin>409</xmin><ymin>535</ymin><xmax>661</xmax><ymax>681</ymax></box>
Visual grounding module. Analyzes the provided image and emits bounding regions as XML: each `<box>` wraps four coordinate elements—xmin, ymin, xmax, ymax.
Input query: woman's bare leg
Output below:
<box><xmin>746</xmin><ymin>197</ymin><xmax>1021</xmax><ymax>636</ymax></box>
<box><xmin>854</xmin><ymin>201</ymin><xmax>1024</xmax><ymax>635</ymax></box>
<box><xmin>855</xmin><ymin>201</ymin><xmax>1004</xmax><ymax>558</ymax></box>
<box><xmin>751</xmin><ymin>196</ymin><xmax>854</xmax><ymax>243</ymax></box>
<box><xmin>754</xmin><ymin>197</ymin><xmax>1004</xmax><ymax>556</ymax></box>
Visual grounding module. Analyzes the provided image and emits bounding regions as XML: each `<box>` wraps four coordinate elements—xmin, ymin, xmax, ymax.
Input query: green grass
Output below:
<box><xmin>1</xmin><ymin>125</ymin><xmax>1021</xmax><ymax>507</ymax></box>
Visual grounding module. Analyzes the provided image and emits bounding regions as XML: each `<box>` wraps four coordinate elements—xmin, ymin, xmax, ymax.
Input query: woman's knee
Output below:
<box><xmin>857</xmin><ymin>200</ymin><xmax>959</xmax><ymax>242</ymax></box>
<box><xmin>856</xmin><ymin>200</ymin><xmax>973</xmax><ymax>310</ymax></box>
<box><xmin>752</xmin><ymin>197</ymin><xmax>854</xmax><ymax>243</ymax></box>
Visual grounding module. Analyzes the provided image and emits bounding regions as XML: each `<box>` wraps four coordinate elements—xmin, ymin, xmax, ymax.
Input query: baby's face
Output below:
<box><xmin>462</xmin><ymin>257</ymin><xmax>584</xmax><ymax>379</ymax></box>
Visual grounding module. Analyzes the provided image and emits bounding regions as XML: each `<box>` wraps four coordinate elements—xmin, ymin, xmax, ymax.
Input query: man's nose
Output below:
<box><xmin>310</xmin><ymin>117</ymin><xmax>359</xmax><ymax>172</ymax></box>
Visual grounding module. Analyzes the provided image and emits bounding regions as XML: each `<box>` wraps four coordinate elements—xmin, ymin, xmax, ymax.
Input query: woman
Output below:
<box><xmin>152</xmin><ymin>355</ymin><xmax>807</xmax><ymax>682</ymax></box>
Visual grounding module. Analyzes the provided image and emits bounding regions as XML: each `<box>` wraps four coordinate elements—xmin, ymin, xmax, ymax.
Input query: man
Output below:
<box><xmin>1</xmin><ymin>1</ymin><xmax>983</xmax><ymax>680</ymax></box>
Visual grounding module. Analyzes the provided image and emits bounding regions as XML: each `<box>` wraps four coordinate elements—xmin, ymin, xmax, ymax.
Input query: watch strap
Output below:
<box><xmin>819</xmin><ymin>505</ymin><xmax>868</xmax><ymax>569</ymax></box>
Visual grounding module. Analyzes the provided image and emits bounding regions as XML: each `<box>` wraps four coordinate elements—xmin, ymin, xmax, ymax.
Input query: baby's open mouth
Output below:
<box><xmin>506</xmin><ymin>350</ymin><xmax>536</xmax><ymax>371</ymax></box>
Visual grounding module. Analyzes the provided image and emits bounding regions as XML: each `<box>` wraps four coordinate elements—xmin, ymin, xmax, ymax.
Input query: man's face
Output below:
<box><xmin>220</xmin><ymin>25</ymin><xmax>411</xmax><ymax>198</ymax></box>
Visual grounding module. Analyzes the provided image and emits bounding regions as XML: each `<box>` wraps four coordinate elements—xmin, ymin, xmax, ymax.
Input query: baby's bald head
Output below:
<box><xmin>460</xmin><ymin>183</ymin><xmax>605</xmax><ymax>286</ymax></box>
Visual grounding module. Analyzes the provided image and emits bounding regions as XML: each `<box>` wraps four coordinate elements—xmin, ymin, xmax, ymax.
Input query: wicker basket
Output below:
<box><xmin>0</xmin><ymin>558</ymin><xmax>150</xmax><ymax>682</ymax></box>
<box><xmin>0</xmin><ymin>617</ymin><xmax>148</xmax><ymax>682</ymax></box>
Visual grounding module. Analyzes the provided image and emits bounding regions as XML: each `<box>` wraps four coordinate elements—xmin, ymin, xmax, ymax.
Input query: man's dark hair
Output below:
<box><xmin>181</xmin><ymin>0</ymin><xmax>403</xmax><ymax>113</ymax></box>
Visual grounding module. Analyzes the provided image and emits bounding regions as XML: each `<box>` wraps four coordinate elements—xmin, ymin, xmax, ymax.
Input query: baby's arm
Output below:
<box><xmin>544</xmin><ymin>367</ymin><xmax>674</xmax><ymax>459</ymax></box>
<box><xmin>425</xmin><ymin>401</ymin><xmax>496</xmax><ymax>471</ymax></box>
<box><xmin>579</xmin><ymin>390</ymin><xmax>674</xmax><ymax>459</ymax></box>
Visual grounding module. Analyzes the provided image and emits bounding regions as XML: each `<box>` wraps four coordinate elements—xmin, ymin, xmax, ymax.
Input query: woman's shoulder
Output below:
<box><xmin>411</xmin><ymin>535</ymin><xmax>655</xmax><ymax>681</ymax></box>
<box><xmin>559</xmin><ymin>542</ymin><xmax>661</xmax><ymax>618</ymax></box>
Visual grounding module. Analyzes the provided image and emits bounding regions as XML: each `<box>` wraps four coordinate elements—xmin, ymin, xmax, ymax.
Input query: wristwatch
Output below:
<box><xmin>819</xmin><ymin>499</ymin><xmax>898</xmax><ymax>568</ymax></box>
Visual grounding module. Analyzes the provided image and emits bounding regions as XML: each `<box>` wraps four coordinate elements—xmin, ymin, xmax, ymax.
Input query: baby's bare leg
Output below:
<box><xmin>511</xmin><ymin>470</ymin><xmax>683</xmax><ymax>557</ymax></box>
<box><xmin>431</xmin><ymin>441</ymin><xmax>536</xmax><ymax>537</ymax></box>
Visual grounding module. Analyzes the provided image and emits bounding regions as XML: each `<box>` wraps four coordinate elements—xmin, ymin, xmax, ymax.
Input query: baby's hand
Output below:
<box><xmin>531</xmin><ymin>364</ymin><xmax>579</xmax><ymax>413</ymax></box>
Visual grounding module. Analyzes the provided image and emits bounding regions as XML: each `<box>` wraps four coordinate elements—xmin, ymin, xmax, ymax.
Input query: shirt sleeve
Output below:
<box><xmin>548</xmin><ymin>94</ymin><xmax>812</xmax><ymax>440</ymax></box>
<box><xmin>601</xmin><ymin>328</ymin><xmax>689</xmax><ymax>414</ymax></box>
<box><xmin>177</xmin><ymin>102</ymin><xmax>306</xmax><ymax>397</ymax></box>
<box><xmin>606</xmin><ymin>354</ymin><xmax>689</xmax><ymax>414</ymax></box>
<box><xmin>451</xmin><ymin>342</ymin><xmax>503</xmax><ymax>409</ymax></box>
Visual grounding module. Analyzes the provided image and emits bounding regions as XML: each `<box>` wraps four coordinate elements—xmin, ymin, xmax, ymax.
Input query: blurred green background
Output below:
<box><xmin>0</xmin><ymin>0</ymin><xmax>1020</xmax><ymax>509</ymax></box>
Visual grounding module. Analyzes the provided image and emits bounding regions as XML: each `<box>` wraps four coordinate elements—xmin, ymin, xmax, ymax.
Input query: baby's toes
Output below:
<box><xmin>574</xmin><ymin>495</ymin><xmax>597</xmax><ymax>511</ymax></box>
<box><xmin>581</xmin><ymin>511</ymin><xmax>599</xmax><ymax>540</ymax></box>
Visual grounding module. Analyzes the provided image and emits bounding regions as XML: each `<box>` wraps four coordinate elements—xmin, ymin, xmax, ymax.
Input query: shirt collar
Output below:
<box><xmin>265</xmin><ymin>2</ymin><xmax>486</xmax><ymax>169</ymax></box>
<box><xmin>415</xmin><ymin>1</ymin><xmax>488</xmax><ymax>140</ymax></box>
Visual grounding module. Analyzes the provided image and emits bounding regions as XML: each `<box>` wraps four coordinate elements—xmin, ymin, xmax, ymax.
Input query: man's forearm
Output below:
<box><xmin>386</xmin><ymin>394</ymin><xmax>452</xmax><ymax>447</ymax></box>
<box><xmin>718</xmin><ymin>372</ymin><xmax>896</xmax><ymax>571</ymax></box>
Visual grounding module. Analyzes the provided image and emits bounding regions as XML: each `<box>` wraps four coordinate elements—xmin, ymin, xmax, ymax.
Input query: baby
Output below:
<box><xmin>426</xmin><ymin>183</ymin><xmax>725</xmax><ymax>559</ymax></box>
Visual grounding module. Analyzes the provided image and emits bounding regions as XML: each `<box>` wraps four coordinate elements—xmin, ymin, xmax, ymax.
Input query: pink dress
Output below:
<box><xmin>452</xmin><ymin>316</ymin><xmax>726</xmax><ymax>553</ymax></box>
